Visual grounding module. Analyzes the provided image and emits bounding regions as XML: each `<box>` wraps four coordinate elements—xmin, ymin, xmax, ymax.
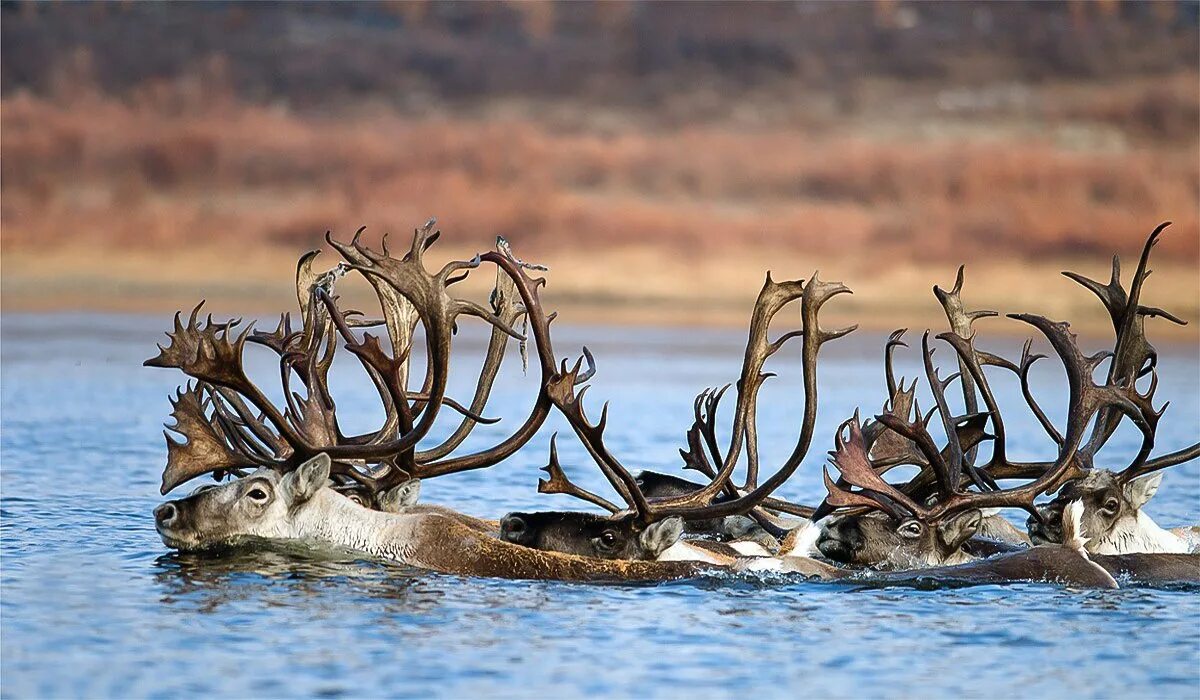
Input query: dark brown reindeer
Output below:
<box><xmin>500</xmin><ymin>269</ymin><xmax>854</xmax><ymax>563</ymax></box>
<box><xmin>147</xmin><ymin>222</ymin><xmax>708</xmax><ymax>582</ymax></box>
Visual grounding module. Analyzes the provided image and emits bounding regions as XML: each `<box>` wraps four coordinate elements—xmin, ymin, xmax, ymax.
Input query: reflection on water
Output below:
<box><xmin>153</xmin><ymin>547</ymin><xmax>434</xmax><ymax>613</ymax></box>
<box><xmin>2</xmin><ymin>314</ymin><xmax>1198</xmax><ymax>698</ymax></box>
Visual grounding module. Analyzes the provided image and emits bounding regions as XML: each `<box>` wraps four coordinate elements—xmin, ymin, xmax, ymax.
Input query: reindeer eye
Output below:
<box><xmin>599</xmin><ymin>531</ymin><xmax>619</xmax><ymax>547</ymax></box>
<box><xmin>247</xmin><ymin>488</ymin><xmax>269</xmax><ymax>503</ymax></box>
<box><xmin>1102</xmin><ymin>498</ymin><xmax>1120</xmax><ymax>513</ymax></box>
<box><xmin>898</xmin><ymin>520</ymin><xmax>923</xmax><ymax>538</ymax></box>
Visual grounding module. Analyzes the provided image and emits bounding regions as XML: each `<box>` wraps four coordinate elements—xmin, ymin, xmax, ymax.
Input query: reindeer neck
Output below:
<box><xmin>292</xmin><ymin>490</ymin><xmax>423</xmax><ymax>561</ymax></box>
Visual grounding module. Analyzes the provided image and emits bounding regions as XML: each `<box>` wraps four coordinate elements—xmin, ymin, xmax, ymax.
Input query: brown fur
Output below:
<box><xmin>409</xmin><ymin>514</ymin><xmax>708</xmax><ymax>582</ymax></box>
<box><xmin>403</xmin><ymin>504</ymin><xmax>499</xmax><ymax>535</ymax></box>
<box><xmin>869</xmin><ymin>546</ymin><xmax>1119</xmax><ymax>589</ymax></box>
<box><xmin>1091</xmin><ymin>553</ymin><xmax>1200</xmax><ymax>585</ymax></box>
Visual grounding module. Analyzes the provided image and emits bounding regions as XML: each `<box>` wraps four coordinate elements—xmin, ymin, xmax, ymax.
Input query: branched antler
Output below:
<box><xmin>148</xmin><ymin>224</ymin><xmax>561</xmax><ymax>499</ymax></box>
<box><xmin>818</xmin><ymin>224</ymin><xmax>1195</xmax><ymax>529</ymax></box>
<box><xmin>539</xmin><ymin>271</ymin><xmax>853</xmax><ymax>526</ymax></box>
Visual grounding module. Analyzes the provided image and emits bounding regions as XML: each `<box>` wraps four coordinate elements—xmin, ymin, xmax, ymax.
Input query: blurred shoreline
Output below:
<box><xmin>3</xmin><ymin>241</ymin><xmax>1196</xmax><ymax>341</ymax></box>
<box><xmin>3</xmin><ymin>2</ymin><xmax>1197</xmax><ymax>340</ymax></box>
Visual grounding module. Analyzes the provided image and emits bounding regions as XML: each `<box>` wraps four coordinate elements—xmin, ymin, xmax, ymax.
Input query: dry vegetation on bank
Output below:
<box><xmin>2</xmin><ymin>2</ymin><xmax>1197</xmax><ymax>336</ymax></box>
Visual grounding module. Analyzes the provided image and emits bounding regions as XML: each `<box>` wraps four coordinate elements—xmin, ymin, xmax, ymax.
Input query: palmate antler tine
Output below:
<box><xmin>537</xmin><ymin>434</ymin><xmax>622</xmax><ymax>513</ymax></box>
<box><xmin>158</xmin><ymin>383</ymin><xmax>263</xmax><ymax>494</ymax></box>
<box><xmin>680</xmin><ymin>387</ymin><xmax>722</xmax><ymax>478</ymax></box>
<box><xmin>680</xmin><ymin>422</ymin><xmax>718</xmax><ymax>478</ymax></box>
<box><xmin>245</xmin><ymin>312</ymin><xmax>299</xmax><ymax>356</ymax></box>
<box><xmin>863</xmin><ymin>375</ymin><xmax>919</xmax><ymax>457</ymax></box>
<box><xmin>819</xmin><ymin>414</ymin><xmax>927</xmax><ymax>522</ymax></box>
<box><xmin>145</xmin><ymin>305</ymin><xmax>318</xmax><ymax>460</ymax></box>
<box><xmin>821</xmin><ymin>469</ymin><xmax>909</xmax><ymax>522</ymax></box>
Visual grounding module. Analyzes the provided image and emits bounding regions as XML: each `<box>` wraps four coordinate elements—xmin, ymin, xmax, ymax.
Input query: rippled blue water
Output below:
<box><xmin>2</xmin><ymin>312</ymin><xmax>1198</xmax><ymax>698</ymax></box>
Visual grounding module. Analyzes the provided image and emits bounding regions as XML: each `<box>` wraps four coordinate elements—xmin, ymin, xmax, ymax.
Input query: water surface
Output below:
<box><xmin>2</xmin><ymin>313</ymin><xmax>1198</xmax><ymax>698</ymax></box>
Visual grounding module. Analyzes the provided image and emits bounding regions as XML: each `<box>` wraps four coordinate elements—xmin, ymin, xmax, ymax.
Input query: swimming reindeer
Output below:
<box><xmin>147</xmin><ymin>219</ymin><xmax>1197</xmax><ymax>587</ymax></box>
<box><xmin>148</xmin><ymin>222</ymin><xmax>711</xmax><ymax>581</ymax></box>
<box><xmin>500</xmin><ymin>265</ymin><xmax>855</xmax><ymax>565</ymax></box>
<box><xmin>1024</xmin><ymin>225</ymin><xmax>1199</xmax><ymax>555</ymax></box>
<box><xmin>813</xmin><ymin>227</ymin><xmax>1199</xmax><ymax>580</ymax></box>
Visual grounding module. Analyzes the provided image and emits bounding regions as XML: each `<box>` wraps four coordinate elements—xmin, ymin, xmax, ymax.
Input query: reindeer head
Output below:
<box><xmin>1024</xmin><ymin>224</ymin><xmax>1194</xmax><ymax>554</ymax></box>
<box><xmin>1028</xmin><ymin>470</ymin><xmax>1167</xmax><ymax>552</ymax></box>
<box><xmin>499</xmin><ymin>510</ymin><xmax>683</xmax><ymax>560</ymax></box>
<box><xmin>154</xmin><ymin>455</ymin><xmax>332</xmax><ymax>550</ymax></box>
<box><xmin>817</xmin><ymin>510</ymin><xmax>981</xmax><ymax>569</ymax></box>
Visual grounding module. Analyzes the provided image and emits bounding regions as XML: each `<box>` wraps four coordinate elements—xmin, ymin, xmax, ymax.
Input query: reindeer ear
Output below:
<box><xmin>639</xmin><ymin>517</ymin><xmax>684</xmax><ymax>558</ymax></box>
<box><xmin>378</xmin><ymin>479</ymin><xmax>421</xmax><ymax>513</ymax></box>
<box><xmin>280</xmin><ymin>454</ymin><xmax>331</xmax><ymax>505</ymax></box>
<box><xmin>937</xmin><ymin>509</ymin><xmax>982</xmax><ymax>552</ymax></box>
<box><xmin>1124</xmin><ymin>473</ymin><xmax>1163</xmax><ymax>510</ymax></box>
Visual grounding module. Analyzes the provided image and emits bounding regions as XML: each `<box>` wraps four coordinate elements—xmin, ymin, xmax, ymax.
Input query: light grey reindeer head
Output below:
<box><xmin>1028</xmin><ymin>470</ymin><xmax>1186</xmax><ymax>554</ymax></box>
<box><xmin>145</xmin><ymin>225</ymin><xmax>564</xmax><ymax>550</ymax></box>
<box><xmin>154</xmin><ymin>455</ymin><xmax>332</xmax><ymax>551</ymax></box>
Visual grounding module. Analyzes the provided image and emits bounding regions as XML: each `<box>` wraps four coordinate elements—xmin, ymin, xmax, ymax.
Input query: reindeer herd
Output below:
<box><xmin>148</xmin><ymin>221</ymin><xmax>1199</xmax><ymax>588</ymax></box>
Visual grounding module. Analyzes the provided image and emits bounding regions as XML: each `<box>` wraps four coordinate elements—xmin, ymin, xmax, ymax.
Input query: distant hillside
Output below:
<box><xmin>4</xmin><ymin>1</ymin><xmax>1198</xmax><ymax>109</ymax></box>
<box><xmin>2</xmin><ymin>1</ymin><xmax>1197</xmax><ymax>329</ymax></box>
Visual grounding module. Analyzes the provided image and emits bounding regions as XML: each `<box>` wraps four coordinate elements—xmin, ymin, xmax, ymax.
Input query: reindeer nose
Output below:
<box><xmin>154</xmin><ymin>502</ymin><xmax>178</xmax><ymax>527</ymax></box>
<box><xmin>816</xmin><ymin>521</ymin><xmax>860</xmax><ymax>562</ymax></box>
<box><xmin>499</xmin><ymin>514</ymin><xmax>528</xmax><ymax>543</ymax></box>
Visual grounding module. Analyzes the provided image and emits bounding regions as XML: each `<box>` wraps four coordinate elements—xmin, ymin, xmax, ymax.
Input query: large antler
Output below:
<box><xmin>147</xmin><ymin>223</ymin><xmax>560</xmax><ymax>498</ymax></box>
<box><xmin>1059</xmin><ymin>223</ymin><xmax>1195</xmax><ymax>484</ymax></box>
<box><xmin>845</xmin><ymin>224</ymin><xmax>1195</xmax><ymax>516</ymax></box>
<box><xmin>538</xmin><ymin>271</ymin><xmax>854</xmax><ymax>525</ymax></box>
<box><xmin>821</xmin><ymin>308</ymin><xmax>1171</xmax><ymax>526</ymax></box>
